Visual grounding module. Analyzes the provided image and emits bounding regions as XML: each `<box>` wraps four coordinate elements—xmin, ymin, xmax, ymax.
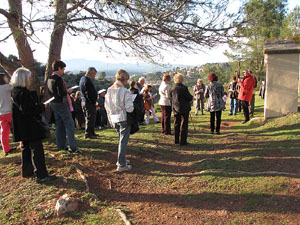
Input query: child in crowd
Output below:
<box><xmin>143</xmin><ymin>85</ymin><xmax>159</xmax><ymax>125</ymax></box>
<box><xmin>74</xmin><ymin>91</ymin><xmax>85</xmax><ymax>129</ymax></box>
<box><xmin>96</xmin><ymin>89</ymin><xmax>108</xmax><ymax>129</ymax></box>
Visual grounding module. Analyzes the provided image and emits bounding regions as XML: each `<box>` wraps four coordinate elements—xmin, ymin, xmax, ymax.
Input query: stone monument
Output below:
<box><xmin>264</xmin><ymin>38</ymin><xmax>300</xmax><ymax>119</ymax></box>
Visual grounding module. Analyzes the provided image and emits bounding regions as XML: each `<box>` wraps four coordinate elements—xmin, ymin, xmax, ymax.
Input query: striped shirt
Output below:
<box><xmin>105</xmin><ymin>81</ymin><xmax>134</xmax><ymax>126</ymax></box>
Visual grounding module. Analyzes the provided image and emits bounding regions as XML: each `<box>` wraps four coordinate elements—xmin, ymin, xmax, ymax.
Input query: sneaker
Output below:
<box><xmin>210</xmin><ymin>131</ymin><xmax>214</xmax><ymax>134</ymax></box>
<box><xmin>116</xmin><ymin>160</ymin><xmax>130</xmax><ymax>166</ymax></box>
<box><xmin>241</xmin><ymin>120</ymin><xmax>249</xmax><ymax>124</ymax></box>
<box><xmin>155</xmin><ymin>121</ymin><xmax>160</xmax><ymax>124</ymax></box>
<box><xmin>216</xmin><ymin>131</ymin><xmax>221</xmax><ymax>135</ymax></box>
<box><xmin>64</xmin><ymin>147</ymin><xmax>73</xmax><ymax>153</ymax></box>
<box><xmin>116</xmin><ymin>165</ymin><xmax>132</xmax><ymax>172</ymax></box>
<box><xmin>36</xmin><ymin>175</ymin><xmax>57</xmax><ymax>183</ymax></box>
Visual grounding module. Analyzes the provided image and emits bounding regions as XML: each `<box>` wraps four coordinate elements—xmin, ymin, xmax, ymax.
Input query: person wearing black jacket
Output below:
<box><xmin>11</xmin><ymin>68</ymin><xmax>57</xmax><ymax>183</ymax></box>
<box><xmin>79</xmin><ymin>67</ymin><xmax>98</xmax><ymax>139</ymax></box>
<box><xmin>129</xmin><ymin>81</ymin><xmax>143</xmax><ymax>129</ymax></box>
<box><xmin>170</xmin><ymin>73</ymin><xmax>193</xmax><ymax>145</ymax></box>
<box><xmin>47</xmin><ymin>60</ymin><xmax>81</xmax><ymax>154</ymax></box>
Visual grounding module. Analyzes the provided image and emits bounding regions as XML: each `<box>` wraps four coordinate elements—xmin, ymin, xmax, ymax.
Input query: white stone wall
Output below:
<box><xmin>264</xmin><ymin>53</ymin><xmax>300</xmax><ymax>119</ymax></box>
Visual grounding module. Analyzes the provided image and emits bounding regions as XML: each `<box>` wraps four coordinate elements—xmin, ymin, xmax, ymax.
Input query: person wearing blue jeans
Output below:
<box><xmin>50</xmin><ymin>102</ymin><xmax>79</xmax><ymax>151</ymax></box>
<box><xmin>105</xmin><ymin>69</ymin><xmax>134</xmax><ymax>172</ymax></box>
<box><xmin>114</xmin><ymin>121</ymin><xmax>131</xmax><ymax>167</ymax></box>
<box><xmin>229</xmin><ymin>98</ymin><xmax>237</xmax><ymax>115</ymax></box>
<box><xmin>228</xmin><ymin>76</ymin><xmax>239</xmax><ymax>115</ymax></box>
<box><xmin>47</xmin><ymin>60</ymin><xmax>82</xmax><ymax>154</ymax></box>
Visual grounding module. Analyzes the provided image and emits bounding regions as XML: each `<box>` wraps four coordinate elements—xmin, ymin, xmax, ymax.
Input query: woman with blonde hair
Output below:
<box><xmin>170</xmin><ymin>73</ymin><xmax>193</xmax><ymax>145</ymax></box>
<box><xmin>105</xmin><ymin>69</ymin><xmax>134</xmax><ymax>172</ymax></box>
<box><xmin>158</xmin><ymin>73</ymin><xmax>172</xmax><ymax>134</ymax></box>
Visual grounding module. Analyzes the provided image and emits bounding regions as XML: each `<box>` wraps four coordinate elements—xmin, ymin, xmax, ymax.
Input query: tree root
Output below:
<box><xmin>116</xmin><ymin>208</ymin><xmax>132</xmax><ymax>225</ymax></box>
<box><xmin>75</xmin><ymin>166</ymin><xmax>90</xmax><ymax>192</ymax></box>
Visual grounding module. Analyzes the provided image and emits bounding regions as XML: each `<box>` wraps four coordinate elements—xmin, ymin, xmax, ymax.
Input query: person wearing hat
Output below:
<box><xmin>79</xmin><ymin>67</ymin><xmax>98</xmax><ymax>139</ymax></box>
<box><xmin>96</xmin><ymin>89</ymin><xmax>108</xmax><ymax>129</ymax></box>
<box><xmin>238</xmin><ymin>70</ymin><xmax>256</xmax><ymax>124</ymax></box>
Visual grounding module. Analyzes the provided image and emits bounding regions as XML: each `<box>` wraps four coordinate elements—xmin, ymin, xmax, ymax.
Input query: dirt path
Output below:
<box><xmin>77</xmin><ymin>117</ymin><xmax>300</xmax><ymax>224</ymax></box>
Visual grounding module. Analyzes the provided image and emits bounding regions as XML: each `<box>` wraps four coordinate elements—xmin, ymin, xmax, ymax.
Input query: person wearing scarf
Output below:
<box><xmin>47</xmin><ymin>60</ymin><xmax>82</xmax><ymax>154</ymax></box>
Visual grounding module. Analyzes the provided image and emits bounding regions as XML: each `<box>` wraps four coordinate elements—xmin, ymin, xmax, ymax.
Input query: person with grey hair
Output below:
<box><xmin>105</xmin><ymin>69</ymin><xmax>134</xmax><ymax>172</ymax></box>
<box><xmin>11</xmin><ymin>67</ymin><xmax>57</xmax><ymax>183</ymax></box>
<box><xmin>137</xmin><ymin>77</ymin><xmax>146</xmax><ymax>94</ymax></box>
<box><xmin>79</xmin><ymin>67</ymin><xmax>98</xmax><ymax>139</ymax></box>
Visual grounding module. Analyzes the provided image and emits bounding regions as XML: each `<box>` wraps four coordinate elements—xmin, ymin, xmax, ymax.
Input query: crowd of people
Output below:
<box><xmin>0</xmin><ymin>60</ymin><xmax>258</xmax><ymax>178</ymax></box>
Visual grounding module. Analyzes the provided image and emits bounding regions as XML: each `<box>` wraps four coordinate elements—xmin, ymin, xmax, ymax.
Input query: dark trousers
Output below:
<box><xmin>160</xmin><ymin>105</ymin><xmax>171</xmax><ymax>134</ymax></box>
<box><xmin>249</xmin><ymin>94</ymin><xmax>255</xmax><ymax>116</ymax></box>
<box><xmin>238</xmin><ymin>100</ymin><xmax>242</xmax><ymax>112</ymax></box>
<box><xmin>96</xmin><ymin>109</ymin><xmax>108</xmax><ymax>127</ymax></box>
<box><xmin>242</xmin><ymin>100</ymin><xmax>250</xmax><ymax>122</ymax></box>
<box><xmin>174</xmin><ymin>112</ymin><xmax>189</xmax><ymax>145</ymax></box>
<box><xmin>21</xmin><ymin>139</ymin><xmax>48</xmax><ymax>179</ymax></box>
<box><xmin>195</xmin><ymin>98</ymin><xmax>204</xmax><ymax>114</ymax></box>
<box><xmin>82</xmin><ymin>101</ymin><xmax>96</xmax><ymax>137</ymax></box>
<box><xmin>210</xmin><ymin>110</ymin><xmax>222</xmax><ymax>132</ymax></box>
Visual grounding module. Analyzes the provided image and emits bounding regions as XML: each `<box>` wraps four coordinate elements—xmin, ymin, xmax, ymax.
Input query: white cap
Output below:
<box><xmin>98</xmin><ymin>89</ymin><xmax>106</xmax><ymax>94</ymax></box>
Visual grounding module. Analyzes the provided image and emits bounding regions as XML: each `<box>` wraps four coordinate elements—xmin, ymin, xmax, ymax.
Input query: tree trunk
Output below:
<box><xmin>43</xmin><ymin>0</ymin><xmax>68</xmax><ymax>120</ymax></box>
<box><xmin>0</xmin><ymin>51</ymin><xmax>17</xmax><ymax>76</ymax></box>
<box><xmin>7</xmin><ymin>0</ymin><xmax>39</xmax><ymax>92</ymax></box>
<box><xmin>44</xmin><ymin>0</ymin><xmax>68</xmax><ymax>82</ymax></box>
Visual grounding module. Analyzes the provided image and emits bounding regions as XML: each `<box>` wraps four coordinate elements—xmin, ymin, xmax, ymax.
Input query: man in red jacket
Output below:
<box><xmin>238</xmin><ymin>70</ymin><xmax>256</xmax><ymax>124</ymax></box>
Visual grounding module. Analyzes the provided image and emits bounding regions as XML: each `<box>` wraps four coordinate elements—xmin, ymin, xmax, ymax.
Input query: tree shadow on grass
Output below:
<box><xmin>98</xmin><ymin>189</ymin><xmax>300</xmax><ymax>214</ymax></box>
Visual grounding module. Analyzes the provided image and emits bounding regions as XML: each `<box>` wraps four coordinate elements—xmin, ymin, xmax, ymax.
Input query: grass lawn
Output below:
<box><xmin>1</xmin><ymin>93</ymin><xmax>300</xmax><ymax>224</ymax></box>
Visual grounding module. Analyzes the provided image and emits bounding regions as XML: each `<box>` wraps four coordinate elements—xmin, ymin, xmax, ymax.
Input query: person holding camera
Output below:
<box><xmin>238</xmin><ymin>70</ymin><xmax>256</xmax><ymax>124</ymax></box>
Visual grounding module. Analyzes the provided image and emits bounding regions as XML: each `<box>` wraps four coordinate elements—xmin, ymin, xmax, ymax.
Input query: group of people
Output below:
<box><xmin>0</xmin><ymin>60</ymin><xmax>257</xmax><ymax>177</ymax></box>
<box><xmin>227</xmin><ymin>70</ymin><xmax>257</xmax><ymax>123</ymax></box>
<box><xmin>193</xmin><ymin>70</ymin><xmax>257</xmax><ymax>131</ymax></box>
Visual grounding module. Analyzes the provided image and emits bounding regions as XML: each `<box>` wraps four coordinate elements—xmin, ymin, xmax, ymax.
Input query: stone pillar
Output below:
<box><xmin>264</xmin><ymin>40</ymin><xmax>300</xmax><ymax>119</ymax></box>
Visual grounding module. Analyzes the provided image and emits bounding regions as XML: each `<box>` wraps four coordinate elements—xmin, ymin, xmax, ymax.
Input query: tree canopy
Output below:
<box><xmin>225</xmin><ymin>0</ymin><xmax>294</xmax><ymax>80</ymax></box>
<box><xmin>0</xmin><ymin>0</ymin><xmax>241</xmax><ymax>90</ymax></box>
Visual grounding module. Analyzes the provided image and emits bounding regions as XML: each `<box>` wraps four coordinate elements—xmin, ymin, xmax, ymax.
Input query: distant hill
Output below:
<box><xmin>64</xmin><ymin>58</ymin><xmax>190</xmax><ymax>76</ymax></box>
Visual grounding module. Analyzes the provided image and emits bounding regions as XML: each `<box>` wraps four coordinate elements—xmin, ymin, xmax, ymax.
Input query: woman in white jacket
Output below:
<box><xmin>105</xmin><ymin>69</ymin><xmax>134</xmax><ymax>172</ymax></box>
<box><xmin>158</xmin><ymin>74</ymin><xmax>172</xmax><ymax>135</ymax></box>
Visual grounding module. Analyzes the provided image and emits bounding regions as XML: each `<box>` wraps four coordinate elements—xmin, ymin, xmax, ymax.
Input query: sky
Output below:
<box><xmin>1</xmin><ymin>0</ymin><xmax>299</xmax><ymax>67</ymax></box>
